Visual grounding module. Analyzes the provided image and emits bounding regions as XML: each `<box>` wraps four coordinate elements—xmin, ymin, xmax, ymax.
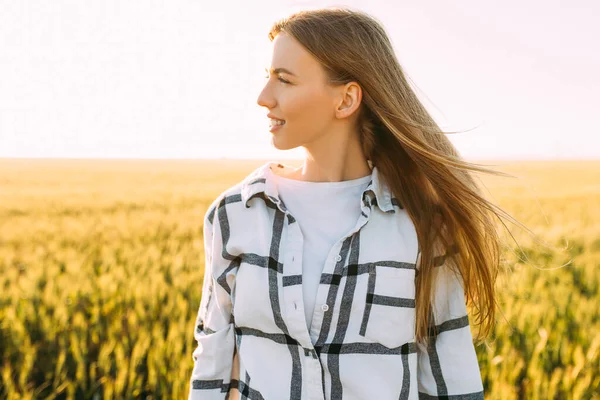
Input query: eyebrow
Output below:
<box><xmin>264</xmin><ymin>67</ymin><xmax>297</xmax><ymax>77</ymax></box>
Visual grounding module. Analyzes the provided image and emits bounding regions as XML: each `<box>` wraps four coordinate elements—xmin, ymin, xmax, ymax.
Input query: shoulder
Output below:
<box><xmin>203</xmin><ymin>183</ymin><xmax>242</xmax><ymax>227</ymax></box>
<box><xmin>203</xmin><ymin>164</ymin><xmax>266</xmax><ymax>227</ymax></box>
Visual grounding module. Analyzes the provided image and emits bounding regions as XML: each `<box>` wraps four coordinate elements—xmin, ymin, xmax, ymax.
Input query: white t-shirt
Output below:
<box><xmin>269</xmin><ymin>167</ymin><xmax>372</xmax><ymax>333</ymax></box>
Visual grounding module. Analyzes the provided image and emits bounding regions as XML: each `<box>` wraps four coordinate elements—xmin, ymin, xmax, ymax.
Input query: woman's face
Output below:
<box><xmin>257</xmin><ymin>32</ymin><xmax>341</xmax><ymax>151</ymax></box>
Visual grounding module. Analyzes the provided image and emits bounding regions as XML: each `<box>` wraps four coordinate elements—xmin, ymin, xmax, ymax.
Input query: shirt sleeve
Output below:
<box><xmin>188</xmin><ymin>198</ymin><xmax>236</xmax><ymax>400</ymax></box>
<box><xmin>416</xmin><ymin>246</ymin><xmax>485</xmax><ymax>399</ymax></box>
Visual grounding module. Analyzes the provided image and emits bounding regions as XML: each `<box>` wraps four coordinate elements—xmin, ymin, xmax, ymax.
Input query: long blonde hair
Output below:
<box><xmin>267</xmin><ymin>7</ymin><xmax>544</xmax><ymax>345</ymax></box>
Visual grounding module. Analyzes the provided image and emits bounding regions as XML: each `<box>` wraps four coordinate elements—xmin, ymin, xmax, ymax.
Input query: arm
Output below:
<box><xmin>188</xmin><ymin>197</ymin><xmax>236</xmax><ymax>400</ymax></box>
<box><xmin>416</xmin><ymin>248</ymin><xmax>485</xmax><ymax>399</ymax></box>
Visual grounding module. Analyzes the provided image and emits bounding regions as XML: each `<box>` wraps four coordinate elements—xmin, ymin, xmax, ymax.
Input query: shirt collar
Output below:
<box><xmin>240</xmin><ymin>161</ymin><xmax>396</xmax><ymax>214</ymax></box>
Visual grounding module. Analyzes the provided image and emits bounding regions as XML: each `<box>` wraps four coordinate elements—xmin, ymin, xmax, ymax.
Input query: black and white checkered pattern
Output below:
<box><xmin>188</xmin><ymin>161</ymin><xmax>484</xmax><ymax>400</ymax></box>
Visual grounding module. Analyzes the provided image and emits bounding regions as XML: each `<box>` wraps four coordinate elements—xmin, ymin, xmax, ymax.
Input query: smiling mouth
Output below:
<box><xmin>270</xmin><ymin>120</ymin><xmax>286</xmax><ymax>127</ymax></box>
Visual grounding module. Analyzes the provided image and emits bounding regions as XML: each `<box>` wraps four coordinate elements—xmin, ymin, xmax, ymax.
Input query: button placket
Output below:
<box><xmin>281</xmin><ymin>210</ymin><xmax>315</xmax><ymax>349</ymax></box>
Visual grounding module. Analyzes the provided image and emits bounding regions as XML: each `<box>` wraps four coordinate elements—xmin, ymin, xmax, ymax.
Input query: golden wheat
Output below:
<box><xmin>0</xmin><ymin>158</ymin><xmax>598</xmax><ymax>399</ymax></box>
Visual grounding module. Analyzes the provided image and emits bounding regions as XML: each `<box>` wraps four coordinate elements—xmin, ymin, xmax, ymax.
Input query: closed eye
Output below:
<box><xmin>264</xmin><ymin>75</ymin><xmax>290</xmax><ymax>84</ymax></box>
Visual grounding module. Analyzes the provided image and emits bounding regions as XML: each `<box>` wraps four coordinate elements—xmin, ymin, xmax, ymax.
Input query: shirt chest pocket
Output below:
<box><xmin>358</xmin><ymin>264</ymin><xmax>416</xmax><ymax>349</ymax></box>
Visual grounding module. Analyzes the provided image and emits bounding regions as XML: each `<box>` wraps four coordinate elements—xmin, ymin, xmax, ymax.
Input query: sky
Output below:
<box><xmin>0</xmin><ymin>0</ymin><xmax>598</xmax><ymax>160</ymax></box>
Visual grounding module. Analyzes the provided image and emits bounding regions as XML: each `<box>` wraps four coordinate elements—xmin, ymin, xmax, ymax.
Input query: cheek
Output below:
<box><xmin>285</xmin><ymin>88</ymin><xmax>333</xmax><ymax>126</ymax></box>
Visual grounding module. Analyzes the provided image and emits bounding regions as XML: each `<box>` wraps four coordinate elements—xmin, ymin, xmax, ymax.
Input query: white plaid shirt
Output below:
<box><xmin>188</xmin><ymin>161</ymin><xmax>484</xmax><ymax>400</ymax></box>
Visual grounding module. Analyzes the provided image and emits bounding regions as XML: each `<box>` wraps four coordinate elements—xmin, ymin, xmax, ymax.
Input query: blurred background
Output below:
<box><xmin>1</xmin><ymin>0</ymin><xmax>598</xmax><ymax>160</ymax></box>
<box><xmin>1</xmin><ymin>1</ymin><xmax>598</xmax><ymax>399</ymax></box>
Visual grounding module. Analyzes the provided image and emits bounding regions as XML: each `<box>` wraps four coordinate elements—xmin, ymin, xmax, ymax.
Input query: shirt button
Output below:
<box><xmin>335</xmin><ymin>255</ymin><xmax>342</xmax><ymax>262</ymax></box>
<box><xmin>321</xmin><ymin>304</ymin><xmax>329</xmax><ymax>312</ymax></box>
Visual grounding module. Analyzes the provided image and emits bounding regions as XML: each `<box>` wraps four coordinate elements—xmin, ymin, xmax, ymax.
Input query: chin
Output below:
<box><xmin>271</xmin><ymin>137</ymin><xmax>299</xmax><ymax>151</ymax></box>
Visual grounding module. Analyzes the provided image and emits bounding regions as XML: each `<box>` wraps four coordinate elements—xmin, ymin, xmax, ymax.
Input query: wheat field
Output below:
<box><xmin>0</xmin><ymin>158</ymin><xmax>598</xmax><ymax>399</ymax></box>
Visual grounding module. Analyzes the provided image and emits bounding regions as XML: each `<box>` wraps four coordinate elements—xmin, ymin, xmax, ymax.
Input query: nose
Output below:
<box><xmin>256</xmin><ymin>84</ymin><xmax>275</xmax><ymax>109</ymax></box>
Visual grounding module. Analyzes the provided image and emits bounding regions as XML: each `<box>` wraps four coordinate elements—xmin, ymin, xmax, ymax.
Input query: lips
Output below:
<box><xmin>267</xmin><ymin>114</ymin><xmax>285</xmax><ymax>121</ymax></box>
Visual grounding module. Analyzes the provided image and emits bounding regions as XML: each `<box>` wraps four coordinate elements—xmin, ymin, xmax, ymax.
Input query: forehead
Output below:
<box><xmin>270</xmin><ymin>32</ymin><xmax>322</xmax><ymax>77</ymax></box>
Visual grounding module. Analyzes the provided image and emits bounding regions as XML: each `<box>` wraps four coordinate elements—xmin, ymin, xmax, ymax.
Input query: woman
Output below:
<box><xmin>189</xmin><ymin>7</ymin><xmax>522</xmax><ymax>399</ymax></box>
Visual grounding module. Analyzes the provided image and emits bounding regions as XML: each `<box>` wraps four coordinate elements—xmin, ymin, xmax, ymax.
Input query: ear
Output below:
<box><xmin>335</xmin><ymin>82</ymin><xmax>362</xmax><ymax>119</ymax></box>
